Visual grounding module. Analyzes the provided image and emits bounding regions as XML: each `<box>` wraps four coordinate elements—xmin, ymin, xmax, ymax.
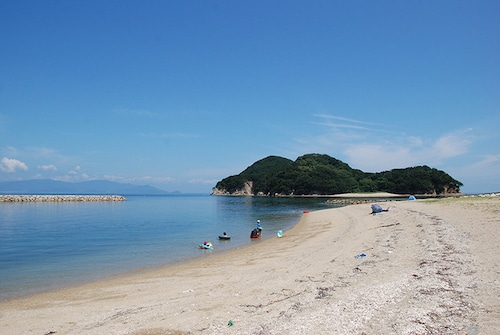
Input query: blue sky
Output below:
<box><xmin>1</xmin><ymin>1</ymin><xmax>498</xmax><ymax>194</ymax></box>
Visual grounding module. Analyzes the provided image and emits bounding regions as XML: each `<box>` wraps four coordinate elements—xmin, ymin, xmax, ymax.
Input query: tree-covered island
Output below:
<box><xmin>212</xmin><ymin>154</ymin><xmax>462</xmax><ymax>196</ymax></box>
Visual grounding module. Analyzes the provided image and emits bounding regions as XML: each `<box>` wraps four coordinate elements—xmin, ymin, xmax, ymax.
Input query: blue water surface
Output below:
<box><xmin>0</xmin><ymin>195</ymin><xmax>333</xmax><ymax>300</ymax></box>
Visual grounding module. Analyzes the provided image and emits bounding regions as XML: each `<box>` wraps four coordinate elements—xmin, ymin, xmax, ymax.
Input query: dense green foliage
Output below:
<box><xmin>214</xmin><ymin>154</ymin><xmax>463</xmax><ymax>195</ymax></box>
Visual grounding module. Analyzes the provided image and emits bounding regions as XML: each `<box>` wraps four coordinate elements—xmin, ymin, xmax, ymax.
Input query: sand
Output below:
<box><xmin>331</xmin><ymin>192</ymin><xmax>406</xmax><ymax>198</ymax></box>
<box><xmin>0</xmin><ymin>196</ymin><xmax>498</xmax><ymax>335</ymax></box>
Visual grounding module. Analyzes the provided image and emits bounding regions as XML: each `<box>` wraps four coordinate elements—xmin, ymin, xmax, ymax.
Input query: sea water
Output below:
<box><xmin>0</xmin><ymin>194</ymin><xmax>333</xmax><ymax>301</ymax></box>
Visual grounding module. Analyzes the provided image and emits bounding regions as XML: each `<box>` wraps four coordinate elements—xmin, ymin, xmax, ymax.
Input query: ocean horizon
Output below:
<box><xmin>0</xmin><ymin>194</ymin><xmax>336</xmax><ymax>301</ymax></box>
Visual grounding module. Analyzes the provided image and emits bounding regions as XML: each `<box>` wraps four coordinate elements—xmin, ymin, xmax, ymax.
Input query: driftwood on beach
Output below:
<box><xmin>0</xmin><ymin>195</ymin><xmax>127</xmax><ymax>202</ymax></box>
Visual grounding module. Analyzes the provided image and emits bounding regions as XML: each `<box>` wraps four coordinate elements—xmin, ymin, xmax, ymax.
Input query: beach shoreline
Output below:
<box><xmin>0</xmin><ymin>196</ymin><xmax>498</xmax><ymax>334</ymax></box>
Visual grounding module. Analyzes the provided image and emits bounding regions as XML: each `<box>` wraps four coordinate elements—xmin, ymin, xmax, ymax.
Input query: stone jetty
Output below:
<box><xmin>325</xmin><ymin>198</ymin><xmax>393</xmax><ymax>206</ymax></box>
<box><xmin>0</xmin><ymin>195</ymin><xmax>126</xmax><ymax>202</ymax></box>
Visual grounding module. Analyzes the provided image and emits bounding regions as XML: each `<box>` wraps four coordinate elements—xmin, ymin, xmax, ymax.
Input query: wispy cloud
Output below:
<box><xmin>314</xmin><ymin>114</ymin><xmax>386</xmax><ymax>127</ymax></box>
<box><xmin>343</xmin><ymin>130</ymin><xmax>475</xmax><ymax>172</ymax></box>
<box><xmin>312</xmin><ymin>114</ymin><xmax>394</xmax><ymax>134</ymax></box>
<box><xmin>113</xmin><ymin>108</ymin><xmax>159</xmax><ymax>118</ymax></box>
<box><xmin>140</xmin><ymin>132</ymin><xmax>201</xmax><ymax>139</ymax></box>
<box><xmin>38</xmin><ymin>164</ymin><xmax>58</xmax><ymax>171</ymax></box>
<box><xmin>104</xmin><ymin>174</ymin><xmax>175</xmax><ymax>184</ymax></box>
<box><xmin>1</xmin><ymin>146</ymin><xmax>21</xmax><ymax>156</ymax></box>
<box><xmin>297</xmin><ymin>115</ymin><xmax>478</xmax><ymax>174</ymax></box>
<box><xmin>67</xmin><ymin>166</ymin><xmax>81</xmax><ymax>175</ymax></box>
<box><xmin>429</xmin><ymin>130</ymin><xmax>473</xmax><ymax>159</ymax></box>
<box><xmin>473</xmin><ymin>154</ymin><xmax>500</xmax><ymax>168</ymax></box>
<box><xmin>188</xmin><ymin>178</ymin><xmax>219</xmax><ymax>185</ymax></box>
<box><xmin>53</xmin><ymin>166</ymin><xmax>90</xmax><ymax>182</ymax></box>
<box><xmin>459</xmin><ymin>154</ymin><xmax>500</xmax><ymax>178</ymax></box>
<box><xmin>343</xmin><ymin>143</ymin><xmax>415</xmax><ymax>171</ymax></box>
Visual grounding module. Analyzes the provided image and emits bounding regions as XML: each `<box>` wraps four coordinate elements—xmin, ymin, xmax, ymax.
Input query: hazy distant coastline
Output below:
<box><xmin>0</xmin><ymin>179</ymin><xmax>169</xmax><ymax>196</ymax></box>
<box><xmin>0</xmin><ymin>195</ymin><xmax>126</xmax><ymax>202</ymax></box>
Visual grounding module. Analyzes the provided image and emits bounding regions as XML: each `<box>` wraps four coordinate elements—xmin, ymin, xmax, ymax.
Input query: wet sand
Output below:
<box><xmin>0</xmin><ymin>196</ymin><xmax>498</xmax><ymax>334</ymax></box>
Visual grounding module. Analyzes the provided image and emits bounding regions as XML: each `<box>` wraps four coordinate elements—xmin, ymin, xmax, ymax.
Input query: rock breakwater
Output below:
<box><xmin>325</xmin><ymin>198</ymin><xmax>394</xmax><ymax>205</ymax></box>
<box><xmin>0</xmin><ymin>195</ymin><xmax>126</xmax><ymax>202</ymax></box>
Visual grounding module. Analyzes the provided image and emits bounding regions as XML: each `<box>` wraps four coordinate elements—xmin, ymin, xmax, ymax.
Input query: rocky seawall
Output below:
<box><xmin>325</xmin><ymin>198</ymin><xmax>394</xmax><ymax>206</ymax></box>
<box><xmin>0</xmin><ymin>195</ymin><xmax>126</xmax><ymax>202</ymax></box>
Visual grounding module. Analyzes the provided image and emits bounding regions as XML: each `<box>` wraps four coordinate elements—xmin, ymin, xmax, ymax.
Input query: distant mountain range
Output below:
<box><xmin>0</xmin><ymin>179</ymin><xmax>172</xmax><ymax>195</ymax></box>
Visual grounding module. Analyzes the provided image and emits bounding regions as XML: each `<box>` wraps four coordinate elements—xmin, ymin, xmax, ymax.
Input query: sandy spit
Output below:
<box><xmin>330</xmin><ymin>192</ymin><xmax>405</xmax><ymax>198</ymax></box>
<box><xmin>0</xmin><ymin>197</ymin><xmax>498</xmax><ymax>335</ymax></box>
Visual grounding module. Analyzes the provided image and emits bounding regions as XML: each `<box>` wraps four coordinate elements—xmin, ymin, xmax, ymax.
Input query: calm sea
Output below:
<box><xmin>0</xmin><ymin>194</ymin><xmax>334</xmax><ymax>301</ymax></box>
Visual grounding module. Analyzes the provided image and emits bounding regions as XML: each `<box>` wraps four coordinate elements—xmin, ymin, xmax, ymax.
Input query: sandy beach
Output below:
<box><xmin>1</xmin><ymin>196</ymin><xmax>498</xmax><ymax>335</ymax></box>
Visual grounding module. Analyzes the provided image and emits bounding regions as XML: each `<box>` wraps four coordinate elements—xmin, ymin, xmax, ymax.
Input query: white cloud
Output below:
<box><xmin>66</xmin><ymin>166</ymin><xmax>82</xmax><ymax>175</ymax></box>
<box><xmin>0</xmin><ymin>157</ymin><xmax>29</xmax><ymax>173</ymax></box>
<box><xmin>341</xmin><ymin>130</ymin><xmax>475</xmax><ymax>172</ymax></box>
<box><xmin>343</xmin><ymin>144</ymin><xmax>416</xmax><ymax>172</ymax></box>
<box><xmin>38</xmin><ymin>164</ymin><xmax>58</xmax><ymax>171</ymax></box>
